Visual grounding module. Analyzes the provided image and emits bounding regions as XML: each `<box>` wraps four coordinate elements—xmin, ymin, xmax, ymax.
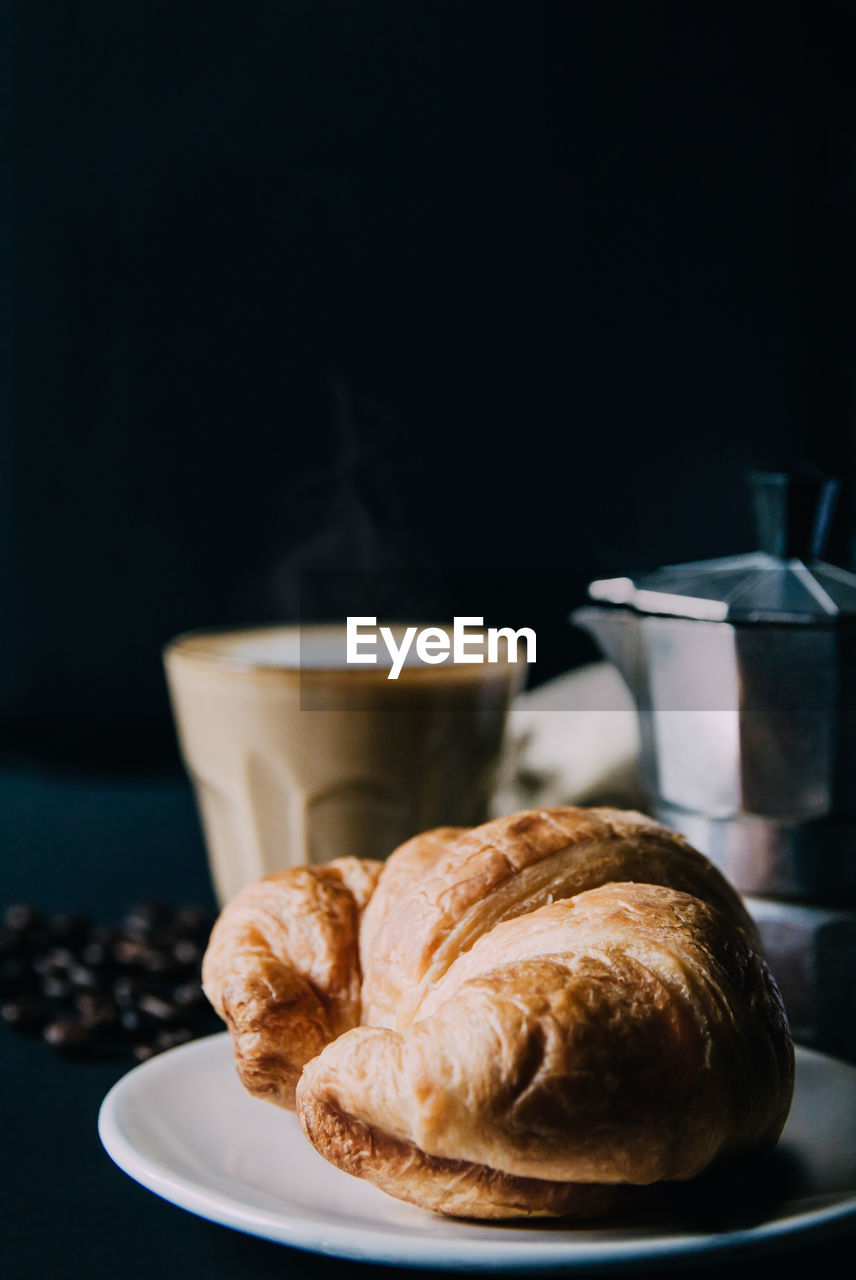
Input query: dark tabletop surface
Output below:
<box><xmin>1</xmin><ymin>765</ymin><xmax>854</xmax><ymax>1280</ymax></box>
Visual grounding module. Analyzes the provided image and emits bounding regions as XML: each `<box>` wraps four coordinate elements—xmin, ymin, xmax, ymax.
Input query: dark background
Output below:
<box><xmin>2</xmin><ymin>6</ymin><xmax>856</xmax><ymax>1278</ymax></box>
<box><xmin>2</xmin><ymin>0</ymin><xmax>854</xmax><ymax>773</ymax></box>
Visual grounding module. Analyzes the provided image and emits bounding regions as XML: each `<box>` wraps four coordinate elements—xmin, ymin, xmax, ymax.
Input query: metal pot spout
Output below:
<box><xmin>570</xmin><ymin>605</ymin><xmax>643</xmax><ymax>703</ymax></box>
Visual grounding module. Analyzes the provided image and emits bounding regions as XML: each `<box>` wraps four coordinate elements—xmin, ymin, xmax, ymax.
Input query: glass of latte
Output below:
<box><xmin>164</xmin><ymin>624</ymin><xmax>525</xmax><ymax>904</ymax></box>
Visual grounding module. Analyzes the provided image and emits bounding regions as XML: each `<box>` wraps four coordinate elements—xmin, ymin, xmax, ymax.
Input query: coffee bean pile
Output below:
<box><xmin>0</xmin><ymin>901</ymin><xmax>221</xmax><ymax>1062</ymax></box>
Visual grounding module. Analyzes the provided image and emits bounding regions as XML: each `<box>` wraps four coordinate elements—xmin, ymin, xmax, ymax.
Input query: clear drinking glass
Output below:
<box><xmin>164</xmin><ymin>623</ymin><xmax>525</xmax><ymax>903</ymax></box>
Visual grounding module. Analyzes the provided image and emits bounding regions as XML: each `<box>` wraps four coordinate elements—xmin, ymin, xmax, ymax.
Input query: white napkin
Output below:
<box><xmin>492</xmin><ymin>663</ymin><xmax>645</xmax><ymax>815</ymax></box>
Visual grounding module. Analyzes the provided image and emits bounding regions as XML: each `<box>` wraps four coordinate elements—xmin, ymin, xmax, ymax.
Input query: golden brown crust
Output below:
<box><xmin>203</xmin><ymin>807</ymin><xmax>794</xmax><ymax>1218</ymax></box>
<box><xmin>296</xmin><ymin>883</ymin><xmax>793</xmax><ymax>1210</ymax></box>
<box><xmin>201</xmin><ymin>857</ymin><xmax>383</xmax><ymax>1109</ymax></box>
<box><xmin>359</xmin><ymin>807</ymin><xmax>756</xmax><ymax>1029</ymax></box>
<box><xmin>297</xmin><ymin>1084</ymin><xmax>646</xmax><ymax>1220</ymax></box>
<box><xmin>357</xmin><ymin>827</ymin><xmax>464</xmax><ymax>981</ymax></box>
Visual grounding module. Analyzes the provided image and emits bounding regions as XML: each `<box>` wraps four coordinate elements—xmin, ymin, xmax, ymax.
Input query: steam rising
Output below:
<box><xmin>261</xmin><ymin>377</ymin><xmax>437</xmax><ymax>622</ymax></box>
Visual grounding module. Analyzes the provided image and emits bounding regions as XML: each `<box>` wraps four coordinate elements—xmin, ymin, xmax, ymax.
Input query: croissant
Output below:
<box><xmin>202</xmin><ymin>807</ymin><xmax>794</xmax><ymax>1220</ymax></box>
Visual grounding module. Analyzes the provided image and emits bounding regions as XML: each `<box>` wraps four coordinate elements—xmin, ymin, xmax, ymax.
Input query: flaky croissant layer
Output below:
<box><xmin>202</xmin><ymin>807</ymin><xmax>794</xmax><ymax>1219</ymax></box>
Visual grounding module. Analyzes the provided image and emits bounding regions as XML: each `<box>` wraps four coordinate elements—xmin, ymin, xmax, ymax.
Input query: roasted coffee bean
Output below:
<box><xmin>172</xmin><ymin>938</ymin><xmax>201</xmax><ymax>968</ymax></box>
<box><xmin>122</xmin><ymin>901</ymin><xmax>173</xmax><ymax>938</ymax></box>
<box><xmin>155</xmin><ymin>1026</ymin><xmax>192</xmax><ymax>1051</ymax></box>
<box><xmin>174</xmin><ymin>905</ymin><xmax>214</xmax><ymax>936</ymax></box>
<box><xmin>43</xmin><ymin>1019</ymin><xmax>96</xmax><ymax>1053</ymax></box>
<box><xmin>68</xmin><ymin>964</ymin><xmax>100</xmax><ymax>990</ymax></box>
<box><xmin>114</xmin><ymin>938</ymin><xmax>175</xmax><ymax>973</ymax></box>
<box><xmin>4</xmin><ymin>903</ymin><xmax>44</xmax><ymax>933</ymax></box>
<box><xmin>118</xmin><ymin>1006</ymin><xmax>142</xmax><ymax>1034</ymax></box>
<box><xmin>119</xmin><ymin>1006</ymin><xmax>157</xmax><ymax>1036</ymax></box>
<box><xmin>113</xmin><ymin>937</ymin><xmax>150</xmax><ymax>967</ymax></box>
<box><xmin>41</xmin><ymin>973</ymin><xmax>74</xmax><ymax>1000</ymax></box>
<box><xmin>81</xmin><ymin>938</ymin><xmax>113</xmax><ymax>969</ymax></box>
<box><xmin>173</xmin><ymin>980</ymin><xmax>204</xmax><ymax>1009</ymax></box>
<box><xmin>132</xmin><ymin>1042</ymin><xmax>157</xmax><ymax>1062</ymax></box>
<box><xmin>33</xmin><ymin>947</ymin><xmax>76</xmax><ymax>977</ymax></box>
<box><xmin>0</xmin><ymin>957</ymin><xmax>29</xmax><ymax>996</ymax></box>
<box><xmin>47</xmin><ymin>912</ymin><xmax>91</xmax><ymax>947</ymax></box>
<box><xmin>75</xmin><ymin>992</ymin><xmax>118</xmax><ymax>1028</ymax></box>
<box><xmin>139</xmin><ymin>947</ymin><xmax>176</xmax><ymax>974</ymax></box>
<box><xmin>137</xmin><ymin>993</ymin><xmax>178</xmax><ymax>1023</ymax></box>
<box><xmin>1</xmin><ymin>996</ymin><xmax>49</xmax><ymax>1030</ymax></box>
<box><xmin>112</xmin><ymin>976</ymin><xmax>142</xmax><ymax>1007</ymax></box>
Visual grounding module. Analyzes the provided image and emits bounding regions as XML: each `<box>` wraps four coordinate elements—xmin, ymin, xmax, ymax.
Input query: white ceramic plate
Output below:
<box><xmin>98</xmin><ymin>1035</ymin><xmax>856</xmax><ymax>1271</ymax></box>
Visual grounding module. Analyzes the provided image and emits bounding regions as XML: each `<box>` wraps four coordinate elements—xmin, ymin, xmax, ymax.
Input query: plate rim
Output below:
<box><xmin>97</xmin><ymin>1034</ymin><xmax>856</xmax><ymax>1272</ymax></box>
